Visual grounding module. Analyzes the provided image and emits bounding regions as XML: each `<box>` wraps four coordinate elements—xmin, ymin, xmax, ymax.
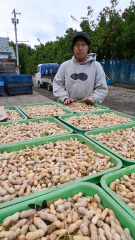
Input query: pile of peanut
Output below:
<box><xmin>0</xmin><ymin>193</ymin><xmax>133</xmax><ymax>240</ymax></box>
<box><xmin>0</xmin><ymin>121</ymin><xmax>67</xmax><ymax>144</ymax></box>
<box><xmin>90</xmin><ymin>127</ymin><xmax>135</xmax><ymax>159</ymax></box>
<box><xmin>0</xmin><ymin>138</ymin><xmax>114</xmax><ymax>204</ymax></box>
<box><xmin>5</xmin><ymin>109</ymin><xmax>23</xmax><ymax>122</ymax></box>
<box><xmin>65</xmin><ymin>112</ymin><xmax>132</xmax><ymax>129</ymax></box>
<box><xmin>21</xmin><ymin>105</ymin><xmax>66</xmax><ymax>118</ymax></box>
<box><xmin>109</xmin><ymin>173</ymin><xmax>135</xmax><ymax>211</ymax></box>
<box><xmin>59</xmin><ymin>102</ymin><xmax>101</xmax><ymax>112</ymax></box>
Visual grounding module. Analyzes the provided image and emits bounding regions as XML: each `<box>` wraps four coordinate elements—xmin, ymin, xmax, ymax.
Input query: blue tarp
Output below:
<box><xmin>99</xmin><ymin>59</ymin><xmax>135</xmax><ymax>84</ymax></box>
<box><xmin>40</xmin><ymin>64</ymin><xmax>60</xmax><ymax>76</ymax></box>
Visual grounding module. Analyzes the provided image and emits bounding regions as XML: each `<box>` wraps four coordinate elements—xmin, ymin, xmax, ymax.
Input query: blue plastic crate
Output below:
<box><xmin>2</xmin><ymin>75</ymin><xmax>33</xmax><ymax>84</ymax></box>
<box><xmin>107</xmin><ymin>79</ymin><xmax>112</xmax><ymax>85</ymax></box>
<box><xmin>6</xmin><ymin>86</ymin><xmax>33</xmax><ymax>95</ymax></box>
<box><xmin>0</xmin><ymin>76</ymin><xmax>4</xmax><ymax>86</ymax></box>
<box><xmin>2</xmin><ymin>75</ymin><xmax>33</xmax><ymax>95</ymax></box>
<box><xmin>0</xmin><ymin>82</ymin><xmax>4</xmax><ymax>87</ymax></box>
<box><xmin>0</xmin><ymin>86</ymin><xmax>5</xmax><ymax>96</ymax></box>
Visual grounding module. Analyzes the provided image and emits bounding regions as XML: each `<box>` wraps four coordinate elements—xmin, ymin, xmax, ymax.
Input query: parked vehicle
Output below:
<box><xmin>35</xmin><ymin>63</ymin><xmax>60</xmax><ymax>91</ymax></box>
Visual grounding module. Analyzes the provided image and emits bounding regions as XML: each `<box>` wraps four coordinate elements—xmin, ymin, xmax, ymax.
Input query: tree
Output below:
<box><xmin>8</xmin><ymin>0</ymin><xmax>135</xmax><ymax>74</ymax></box>
<box><xmin>121</xmin><ymin>1</ymin><xmax>135</xmax><ymax>58</ymax></box>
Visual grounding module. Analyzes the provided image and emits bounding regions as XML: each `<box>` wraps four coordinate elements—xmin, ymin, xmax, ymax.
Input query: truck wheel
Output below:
<box><xmin>38</xmin><ymin>81</ymin><xmax>42</xmax><ymax>88</ymax></box>
<box><xmin>47</xmin><ymin>84</ymin><xmax>52</xmax><ymax>91</ymax></box>
<box><xmin>43</xmin><ymin>82</ymin><xmax>47</xmax><ymax>88</ymax></box>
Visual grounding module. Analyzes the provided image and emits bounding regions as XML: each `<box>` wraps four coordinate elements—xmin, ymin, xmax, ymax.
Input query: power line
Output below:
<box><xmin>17</xmin><ymin>1</ymin><xmax>131</xmax><ymax>25</ymax></box>
<box><xmin>16</xmin><ymin>9</ymin><xmax>76</xmax><ymax>25</ymax></box>
<box><xmin>10</xmin><ymin>2</ymin><xmax>133</xmax><ymax>49</ymax></box>
<box><xmin>15</xmin><ymin>1</ymin><xmax>133</xmax><ymax>30</ymax></box>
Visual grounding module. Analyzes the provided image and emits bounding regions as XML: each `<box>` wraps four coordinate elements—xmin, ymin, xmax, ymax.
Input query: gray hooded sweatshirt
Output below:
<box><xmin>53</xmin><ymin>53</ymin><xmax>108</xmax><ymax>104</ymax></box>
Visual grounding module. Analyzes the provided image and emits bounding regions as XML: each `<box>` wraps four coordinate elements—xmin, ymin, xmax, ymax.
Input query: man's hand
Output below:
<box><xmin>81</xmin><ymin>98</ymin><xmax>94</xmax><ymax>105</ymax></box>
<box><xmin>63</xmin><ymin>98</ymin><xmax>76</xmax><ymax>105</ymax></box>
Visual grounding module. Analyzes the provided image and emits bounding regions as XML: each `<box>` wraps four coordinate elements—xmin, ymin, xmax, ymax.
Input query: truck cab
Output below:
<box><xmin>35</xmin><ymin>63</ymin><xmax>60</xmax><ymax>90</ymax></box>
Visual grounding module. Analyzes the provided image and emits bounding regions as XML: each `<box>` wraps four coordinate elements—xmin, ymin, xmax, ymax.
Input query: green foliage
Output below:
<box><xmin>9</xmin><ymin>0</ymin><xmax>135</xmax><ymax>74</ymax></box>
<box><xmin>121</xmin><ymin>1</ymin><xmax>135</xmax><ymax>58</ymax></box>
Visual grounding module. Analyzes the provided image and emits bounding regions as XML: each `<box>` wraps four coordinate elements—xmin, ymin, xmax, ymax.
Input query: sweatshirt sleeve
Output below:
<box><xmin>88</xmin><ymin>62</ymin><xmax>108</xmax><ymax>104</ymax></box>
<box><xmin>53</xmin><ymin>63</ymin><xmax>69</xmax><ymax>103</ymax></box>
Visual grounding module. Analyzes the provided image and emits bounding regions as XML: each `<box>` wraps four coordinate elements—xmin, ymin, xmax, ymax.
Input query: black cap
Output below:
<box><xmin>72</xmin><ymin>32</ymin><xmax>91</xmax><ymax>49</ymax></box>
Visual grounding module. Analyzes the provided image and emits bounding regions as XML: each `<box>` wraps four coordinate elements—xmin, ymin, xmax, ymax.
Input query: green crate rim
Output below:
<box><xmin>18</xmin><ymin>102</ymin><xmax>73</xmax><ymax>119</ymax></box>
<box><xmin>58</xmin><ymin>110</ymin><xmax>135</xmax><ymax>135</ymax></box>
<box><xmin>0</xmin><ymin>134</ymin><xmax>122</xmax><ymax>210</ymax></box>
<box><xmin>100</xmin><ymin>165</ymin><xmax>135</xmax><ymax>221</ymax></box>
<box><xmin>85</xmin><ymin>122</ymin><xmax>135</xmax><ymax>165</ymax></box>
<box><xmin>4</xmin><ymin>106</ymin><xmax>27</xmax><ymax>123</ymax></box>
<box><xmin>0</xmin><ymin>182</ymin><xmax>135</xmax><ymax>239</ymax></box>
<box><xmin>55</xmin><ymin>100</ymin><xmax>110</xmax><ymax>113</ymax></box>
<box><xmin>0</xmin><ymin>117</ymin><xmax>73</xmax><ymax>147</ymax></box>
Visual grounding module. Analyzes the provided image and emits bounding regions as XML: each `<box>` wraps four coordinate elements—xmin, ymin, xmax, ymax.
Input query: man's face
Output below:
<box><xmin>73</xmin><ymin>37</ymin><xmax>89</xmax><ymax>62</ymax></box>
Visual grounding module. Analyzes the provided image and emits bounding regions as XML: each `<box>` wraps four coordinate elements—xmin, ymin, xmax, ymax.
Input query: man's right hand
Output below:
<box><xmin>63</xmin><ymin>98</ymin><xmax>76</xmax><ymax>105</ymax></box>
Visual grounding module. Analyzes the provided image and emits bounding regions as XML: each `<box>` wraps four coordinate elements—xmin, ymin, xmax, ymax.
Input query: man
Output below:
<box><xmin>53</xmin><ymin>31</ymin><xmax>108</xmax><ymax>105</ymax></box>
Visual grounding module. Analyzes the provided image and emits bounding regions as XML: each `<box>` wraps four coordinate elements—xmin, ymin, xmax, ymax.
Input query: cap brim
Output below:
<box><xmin>73</xmin><ymin>35</ymin><xmax>91</xmax><ymax>45</ymax></box>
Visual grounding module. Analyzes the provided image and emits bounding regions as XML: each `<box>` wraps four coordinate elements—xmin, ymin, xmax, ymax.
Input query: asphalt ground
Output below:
<box><xmin>33</xmin><ymin>76</ymin><xmax>135</xmax><ymax>117</ymax></box>
<box><xmin>0</xmin><ymin>76</ymin><xmax>135</xmax><ymax>117</ymax></box>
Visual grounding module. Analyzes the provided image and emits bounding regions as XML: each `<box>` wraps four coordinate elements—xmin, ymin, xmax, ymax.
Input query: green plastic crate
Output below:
<box><xmin>19</xmin><ymin>102</ymin><xmax>73</xmax><ymax>119</ymax></box>
<box><xmin>58</xmin><ymin>110</ymin><xmax>135</xmax><ymax>135</ymax></box>
<box><xmin>0</xmin><ymin>182</ymin><xmax>135</xmax><ymax>239</ymax></box>
<box><xmin>85</xmin><ymin>122</ymin><xmax>135</xmax><ymax>166</ymax></box>
<box><xmin>101</xmin><ymin>165</ymin><xmax>135</xmax><ymax>221</ymax></box>
<box><xmin>56</xmin><ymin>100</ymin><xmax>109</xmax><ymax>113</ymax></box>
<box><xmin>3</xmin><ymin>106</ymin><xmax>27</xmax><ymax>123</ymax></box>
<box><xmin>0</xmin><ymin>134</ymin><xmax>122</xmax><ymax>210</ymax></box>
<box><xmin>0</xmin><ymin>117</ymin><xmax>73</xmax><ymax>147</ymax></box>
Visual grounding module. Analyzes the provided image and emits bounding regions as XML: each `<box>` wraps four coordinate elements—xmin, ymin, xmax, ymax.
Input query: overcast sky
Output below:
<box><xmin>0</xmin><ymin>0</ymin><xmax>131</xmax><ymax>48</ymax></box>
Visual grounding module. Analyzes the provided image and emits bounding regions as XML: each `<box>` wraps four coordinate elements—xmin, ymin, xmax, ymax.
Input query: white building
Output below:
<box><xmin>0</xmin><ymin>37</ymin><xmax>16</xmax><ymax>75</ymax></box>
<box><xmin>0</xmin><ymin>37</ymin><xmax>16</xmax><ymax>62</ymax></box>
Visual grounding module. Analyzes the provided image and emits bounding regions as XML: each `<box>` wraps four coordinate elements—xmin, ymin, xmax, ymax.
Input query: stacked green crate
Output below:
<box><xmin>0</xmin><ymin>183</ymin><xmax>135</xmax><ymax>239</ymax></box>
<box><xmin>56</xmin><ymin>100</ymin><xmax>109</xmax><ymax>113</ymax></box>
<box><xmin>3</xmin><ymin>106</ymin><xmax>27</xmax><ymax>123</ymax></box>
<box><xmin>85</xmin><ymin>122</ymin><xmax>135</xmax><ymax>166</ymax></box>
<box><xmin>0</xmin><ymin>134</ymin><xmax>122</xmax><ymax>210</ymax></box>
<box><xmin>59</xmin><ymin>110</ymin><xmax>135</xmax><ymax>135</ymax></box>
<box><xmin>101</xmin><ymin>165</ymin><xmax>135</xmax><ymax>221</ymax></box>
<box><xmin>0</xmin><ymin>117</ymin><xmax>73</xmax><ymax>147</ymax></box>
<box><xmin>19</xmin><ymin>102</ymin><xmax>73</xmax><ymax>119</ymax></box>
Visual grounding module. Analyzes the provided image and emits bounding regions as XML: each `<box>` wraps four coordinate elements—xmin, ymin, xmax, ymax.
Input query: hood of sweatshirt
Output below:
<box><xmin>72</xmin><ymin>53</ymin><xmax>97</xmax><ymax>65</ymax></box>
<box><xmin>53</xmin><ymin>52</ymin><xmax>108</xmax><ymax>104</ymax></box>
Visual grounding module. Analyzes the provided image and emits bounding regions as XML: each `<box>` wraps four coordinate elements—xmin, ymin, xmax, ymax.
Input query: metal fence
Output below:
<box><xmin>99</xmin><ymin>59</ymin><xmax>135</xmax><ymax>84</ymax></box>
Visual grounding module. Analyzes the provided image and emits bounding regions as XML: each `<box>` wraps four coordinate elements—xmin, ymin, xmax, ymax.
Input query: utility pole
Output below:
<box><xmin>80</xmin><ymin>17</ymin><xmax>85</xmax><ymax>21</ymax></box>
<box><xmin>80</xmin><ymin>17</ymin><xmax>89</xmax><ymax>22</ymax></box>
<box><xmin>11</xmin><ymin>9</ymin><xmax>21</xmax><ymax>75</ymax></box>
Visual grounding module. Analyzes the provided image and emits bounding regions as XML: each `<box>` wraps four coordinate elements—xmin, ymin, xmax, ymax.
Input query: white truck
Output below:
<box><xmin>35</xmin><ymin>63</ymin><xmax>60</xmax><ymax>91</ymax></box>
